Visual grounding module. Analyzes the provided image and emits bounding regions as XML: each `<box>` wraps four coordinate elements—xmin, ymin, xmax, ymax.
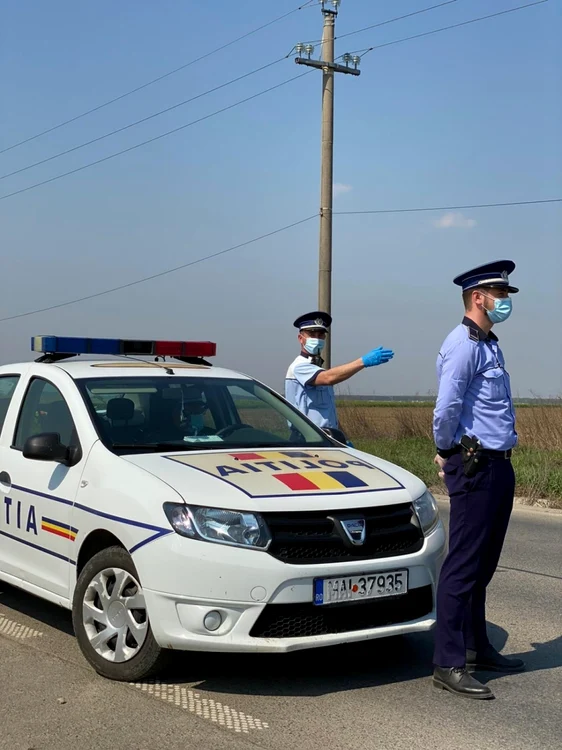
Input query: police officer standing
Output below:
<box><xmin>285</xmin><ymin>311</ymin><xmax>394</xmax><ymax>432</ymax></box>
<box><xmin>432</xmin><ymin>260</ymin><xmax>524</xmax><ymax>700</ymax></box>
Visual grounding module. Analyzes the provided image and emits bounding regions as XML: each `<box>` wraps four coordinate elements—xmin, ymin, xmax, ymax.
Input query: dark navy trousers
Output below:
<box><xmin>433</xmin><ymin>452</ymin><xmax>515</xmax><ymax>667</ymax></box>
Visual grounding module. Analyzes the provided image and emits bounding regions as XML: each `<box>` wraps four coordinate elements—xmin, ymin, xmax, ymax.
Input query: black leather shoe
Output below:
<box><xmin>433</xmin><ymin>667</ymin><xmax>494</xmax><ymax>699</ymax></box>
<box><xmin>466</xmin><ymin>644</ymin><xmax>525</xmax><ymax>673</ymax></box>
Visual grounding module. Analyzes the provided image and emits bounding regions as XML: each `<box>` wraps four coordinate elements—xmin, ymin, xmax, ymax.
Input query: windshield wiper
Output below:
<box><xmin>112</xmin><ymin>441</ymin><xmax>330</xmax><ymax>452</ymax></box>
<box><xmin>111</xmin><ymin>442</ymin><xmax>205</xmax><ymax>452</ymax></box>
<box><xmin>224</xmin><ymin>442</ymin><xmax>327</xmax><ymax>449</ymax></box>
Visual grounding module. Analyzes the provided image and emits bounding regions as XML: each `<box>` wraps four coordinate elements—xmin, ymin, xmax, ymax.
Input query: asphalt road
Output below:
<box><xmin>1</xmin><ymin>501</ymin><xmax>560</xmax><ymax>750</ymax></box>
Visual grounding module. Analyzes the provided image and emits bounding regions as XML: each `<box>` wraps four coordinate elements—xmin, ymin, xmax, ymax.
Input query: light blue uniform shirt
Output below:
<box><xmin>433</xmin><ymin>318</ymin><xmax>517</xmax><ymax>451</ymax></box>
<box><xmin>285</xmin><ymin>354</ymin><xmax>338</xmax><ymax>429</ymax></box>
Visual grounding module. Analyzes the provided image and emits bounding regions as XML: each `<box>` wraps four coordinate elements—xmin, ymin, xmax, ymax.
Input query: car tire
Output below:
<box><xmin>72</xmin><ymin>545</ymin><xmax>168</xmax><ymax>681</ymax></box>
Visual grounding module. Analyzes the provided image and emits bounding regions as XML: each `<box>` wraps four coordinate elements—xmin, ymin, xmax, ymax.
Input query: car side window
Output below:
<box><xmin>14</xmin><ymin>378</ymin><xmax>77</xmax><ymax>450</ymax></box>
<box><xmin>0</xmin><ymin>375</ymin><xmax>20</xmax><ymax>436</ymax></box>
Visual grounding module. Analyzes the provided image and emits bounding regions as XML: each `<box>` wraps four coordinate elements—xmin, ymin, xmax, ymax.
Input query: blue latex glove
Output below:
<box><xmin>362</xmin><ymin>346</ymin><xmax>394</xmax><ymax>368</ymax></box>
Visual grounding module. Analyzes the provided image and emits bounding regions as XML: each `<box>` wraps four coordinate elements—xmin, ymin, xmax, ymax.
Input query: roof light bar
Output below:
<box><xmin>31</xmin><ymin>336</ymin><xmax>217</xmax><ymax>359</ymax></box>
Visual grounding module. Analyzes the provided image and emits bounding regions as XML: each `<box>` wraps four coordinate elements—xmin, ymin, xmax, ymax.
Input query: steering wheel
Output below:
<box><xmin>216</xmin><ymin>423</ymin><xmax>254</xmax><ymax>438</ymax></box>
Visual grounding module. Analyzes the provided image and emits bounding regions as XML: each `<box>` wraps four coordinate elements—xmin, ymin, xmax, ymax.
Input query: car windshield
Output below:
<box><xmin>77</xmin><ymin>375</ymin><xmax>333</xmax><ymax>454</ymax></box>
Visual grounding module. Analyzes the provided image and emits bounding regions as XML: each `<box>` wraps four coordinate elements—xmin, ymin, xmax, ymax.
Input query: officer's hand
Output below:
<box><xmin>434</xmin><ymin>454</ymin><xmax>446</xmax><ymax>480</ymax></box>
<box><xmin>362</xmin><ymin>347</ymin><xmax>394</xmax><ymax>368</ymax></box>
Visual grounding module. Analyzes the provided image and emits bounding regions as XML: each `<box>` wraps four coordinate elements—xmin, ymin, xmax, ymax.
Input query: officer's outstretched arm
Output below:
<box><xmin>314</xmin><ymin>359</ymin><xmax>364</xmax><ymax>386</ymax></box>
<box><xmin>314</xmin><ymin>346</ymin><xmax>394</xmax><ymax>386</ymax></box>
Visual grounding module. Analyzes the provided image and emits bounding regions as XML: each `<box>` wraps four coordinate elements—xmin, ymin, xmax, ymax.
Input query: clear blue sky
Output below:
<box><xmin>1</xmin><ymin>0</ymin><xmax>561</xmax><ymax>396</ymax></box>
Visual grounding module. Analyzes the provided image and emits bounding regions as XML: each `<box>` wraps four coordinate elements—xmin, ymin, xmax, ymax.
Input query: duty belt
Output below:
<box><xmin>480</xmin><ymin>448</ymin><xmax>512</xmax><ymax>459</ymax></box>
<box><xmin>449</xmin><ymin>445</ymin><xmax>512</xmax><ymax>459</ymax></box>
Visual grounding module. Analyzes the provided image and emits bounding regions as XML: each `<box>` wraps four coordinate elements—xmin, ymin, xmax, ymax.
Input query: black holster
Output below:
<box><xmin>460</xmin><ymin>435</ymin><xmax>483</xmax><ymax>478</ymax></box>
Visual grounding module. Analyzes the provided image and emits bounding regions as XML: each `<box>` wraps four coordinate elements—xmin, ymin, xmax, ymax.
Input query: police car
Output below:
<box><xmin>0</xmin><ymin>336</ymin><xmax>446</xmax><ymax>681</ymax></box>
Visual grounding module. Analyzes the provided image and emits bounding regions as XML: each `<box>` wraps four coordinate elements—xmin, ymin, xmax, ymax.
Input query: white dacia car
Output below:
<box><xmin>0</xmin><ymin>335</ymin><xmax>445</xmax><ymax>680</ymax></box>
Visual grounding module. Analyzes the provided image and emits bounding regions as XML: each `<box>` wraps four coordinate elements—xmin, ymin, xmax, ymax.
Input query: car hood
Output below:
<box><xmin>121</xmin><ymin>446</ymin><xmax>427</xmax><ymax>512</ymax></box>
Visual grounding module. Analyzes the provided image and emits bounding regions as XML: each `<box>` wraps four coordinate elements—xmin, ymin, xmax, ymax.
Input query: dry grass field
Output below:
<box><xmin>338</xmin><ymin>404</ymin><xmax>562</xmax><ymax>507</ymax></box>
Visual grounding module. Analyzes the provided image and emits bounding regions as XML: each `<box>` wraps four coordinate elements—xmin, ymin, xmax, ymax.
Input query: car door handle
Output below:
<box><xmin>0</xmin><ymin>471</ymin><xmax>12</xmax><ymax>491</ymax></box>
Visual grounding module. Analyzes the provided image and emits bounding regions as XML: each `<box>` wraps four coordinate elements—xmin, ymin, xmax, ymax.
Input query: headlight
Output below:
<box><xmin>413</xmin><ymin>490</ymin><xmax>439</xmax><ymax>535</ymax></box>
<box><xmin>163</xmin><ymin>503</ymin><xmax>271</xmax><ymax>549</ymax></box>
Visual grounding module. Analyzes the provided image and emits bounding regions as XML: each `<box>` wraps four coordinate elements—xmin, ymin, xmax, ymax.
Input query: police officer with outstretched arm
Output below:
<box><xmin>285</xmin><ymin>311</ymin><xmax>394</xmax><ymax>433</ymax></box>
<box><xmin>432</xmin><ymin>260</ymin><xmax>524</xmax><ymax>700</ymax></box>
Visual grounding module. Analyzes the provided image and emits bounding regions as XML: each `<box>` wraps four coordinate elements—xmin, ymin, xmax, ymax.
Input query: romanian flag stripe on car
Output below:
<box><xmin>41</xmin><ymin>517</ymin><xmax>78</xmax><ymax>541</ymax></box>
<box><xmin>274</xmin><ymin>471</ymin><xmax>368</xmax><ymax>491</ymax></box>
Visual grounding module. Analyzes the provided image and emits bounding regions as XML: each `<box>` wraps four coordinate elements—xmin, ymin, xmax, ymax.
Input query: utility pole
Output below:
<box><xmin>295</xmin><ymin>0</ymin><xmax>361</xmax><ymax>368</ymax></box>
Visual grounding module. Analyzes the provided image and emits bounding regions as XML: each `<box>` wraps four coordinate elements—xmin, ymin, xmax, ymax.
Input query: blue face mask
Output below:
<box><xmin>304</xmin><ymin>338</ymin><xmax>325</xmax><ymax>355</ymax></box>
<box><xmin>484</xmin><ymin>295</ymin><xmax>512</xmax><ymax>324</ymax></box>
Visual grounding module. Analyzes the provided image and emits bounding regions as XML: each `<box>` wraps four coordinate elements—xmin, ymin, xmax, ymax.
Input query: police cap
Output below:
<box><xmin>293</xmin><ymin>310</ymin><xmax>332</xmax><ymax>332</ymax></box>
<box><xmin>453</xmin><ymin>259</ymin><xmax>519</xmax><ymax>294</ymax></box>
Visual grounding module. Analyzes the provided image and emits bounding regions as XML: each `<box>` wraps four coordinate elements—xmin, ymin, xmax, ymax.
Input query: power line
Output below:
<box><xmin>306</xmin><ymin>1</ymin><xmax>461</xmax><ymax>46</ymax></box>
<box><xmin>354</xmin><ymin>0</ymin><xmax>549</xmax><ymax>57</ymax></box>
<box><xmin>0</xmin><ymin>70</ymin><xmax>312</xmax><ymax>203</ymax></box>
<box><xmin>334</xmin><ymin>198</ymin><xmax>562</xmax><ymax>215</ymax></box>
<box><xmin>0</xmin><ymin>215</ymin><xmax>318</xmax><ymax>323</ymax></box>
<box><xmin>0</xmin><ymin>1</ymin><xmax>550</xmax><ymax>203</ymax></box>
<box><xmin>2</xmin><ymin>198</ymin><xmax>559</xmax><ymax>322</ymax></box>
<box><xmin>0</xmin><ymin>4</ymin><xmax>463</xmax><ymax>186</ymax></box>
<box><xmin>337</xmin><ymin>0</ymin><xmax>460</xmax><ymax>41</ymax></box>
<box><xmin>0</xmin><ymin>0</ymin><xmax>316</xmax><ymax>156</ymax></box>
<box><xmin>0</xmin><ymin>57</ymin><xmax>287</xmax><ymax>183</ymax></box>
<box><xmin>295</xmin><ymin>2</ymin><xmax>549</xmax><ymax>71</ymax></box>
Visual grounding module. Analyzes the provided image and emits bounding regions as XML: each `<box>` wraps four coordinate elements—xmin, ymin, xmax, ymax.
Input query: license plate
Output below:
<box><xmin>313</xmin><ymin>570</ymin><xmax>408</xmax><ymax>606</ymax></box>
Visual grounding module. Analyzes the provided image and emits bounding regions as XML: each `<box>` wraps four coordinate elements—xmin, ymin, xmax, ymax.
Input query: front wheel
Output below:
<box><xmin>72</xmin><ymin>546</ymin><xmax>168</xmax><ymax>681</ymax></box>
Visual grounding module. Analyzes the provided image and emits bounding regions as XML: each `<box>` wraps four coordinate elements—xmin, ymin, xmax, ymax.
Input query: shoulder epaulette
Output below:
<box><xmin>463</xmin><ymin>324</ymin><xmax>480</xmax><ymax>342</ymax></box>
<box><xmin>468</xmin><ymin>326</ymin><xmax>479</xmax><ymax>342</ymax></box>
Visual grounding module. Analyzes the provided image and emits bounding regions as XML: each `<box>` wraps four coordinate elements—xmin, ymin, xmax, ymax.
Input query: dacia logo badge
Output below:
<box><xmin>341</xmin><ymin>518</ymin><xmax>366</xmax><ymax>546</ymax></box>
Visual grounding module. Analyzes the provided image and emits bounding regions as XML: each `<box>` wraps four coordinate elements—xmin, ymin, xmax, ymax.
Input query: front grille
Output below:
<box><xmin>263</xmin><ymin>503</ymin><xmax>423</xmax><ymax>565</ymax></box>
<box><xmin>250</xmin><ymin>585</ymin><xmax>433</xmax><ymax>638</ymax></box>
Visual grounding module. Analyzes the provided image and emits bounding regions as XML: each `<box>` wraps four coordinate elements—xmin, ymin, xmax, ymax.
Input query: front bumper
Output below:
<box><xmin>140</xmin><ymin>521</ymin><xmax>446</xmax><ymax>652</ymax></box>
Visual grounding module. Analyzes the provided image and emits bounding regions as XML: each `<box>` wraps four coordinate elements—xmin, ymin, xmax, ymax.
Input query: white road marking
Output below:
<box><xmin>0</xmin><ymin>614</ymin><xmax>43</xmax><ymax>639</ymax></box>
<box><xmin>130</xmin><ymin>681</ymin><xmax>269</xmax><ymax>733</ymax></box>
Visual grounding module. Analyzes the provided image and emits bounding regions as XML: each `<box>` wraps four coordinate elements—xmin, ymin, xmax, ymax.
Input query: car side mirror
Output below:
<box><xmin>323</xmin><ymin>427</ymin><xmax>348</xmax><ymax>445</ymax></box>
<box><xmin>23</xmin><ymin>433</ymin><xmax>80</xmax><ymax>467</ymax></box>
